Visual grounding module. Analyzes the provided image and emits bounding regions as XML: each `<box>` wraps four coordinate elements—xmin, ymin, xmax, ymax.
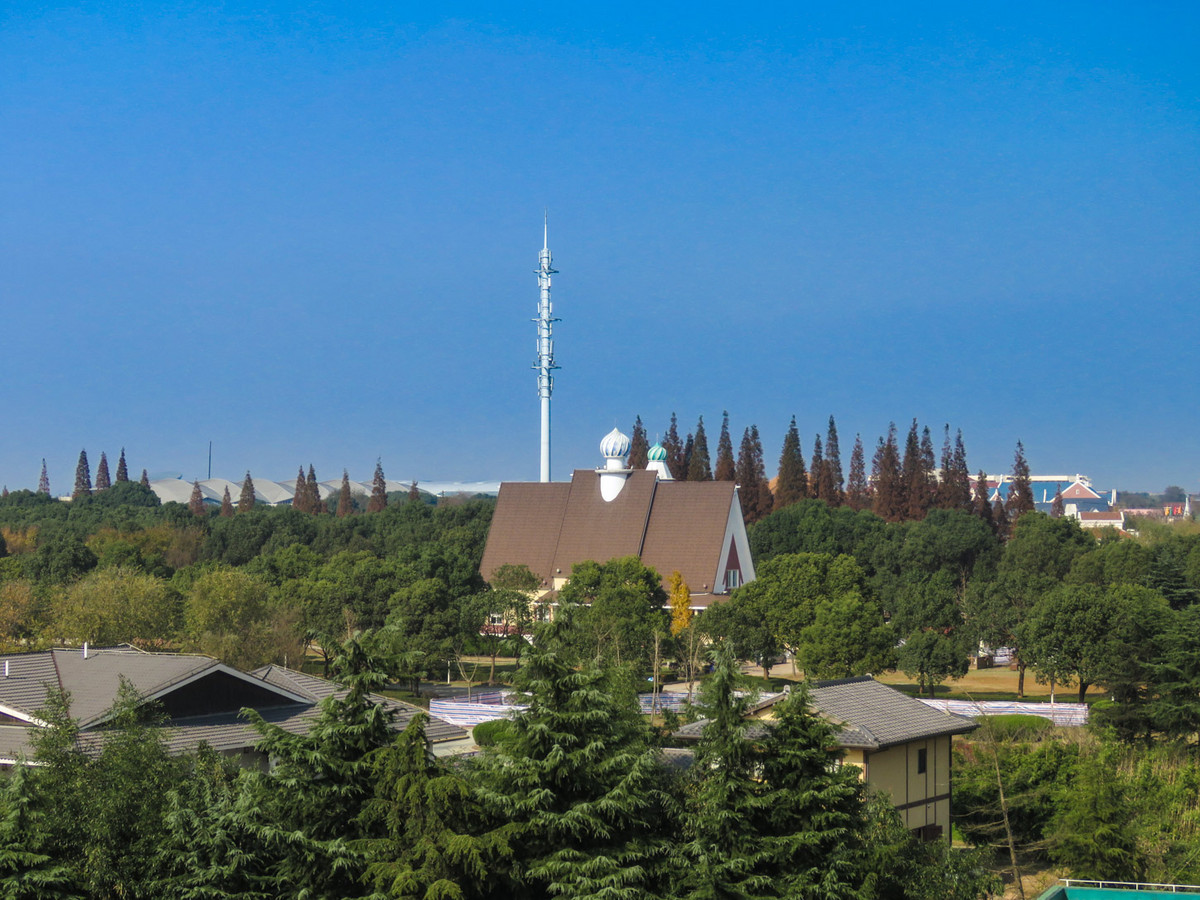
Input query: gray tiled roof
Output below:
<box><xmin>674</xmin><ymin>678</ymin><xmax>976</xmax><ymax>751</ymax></box>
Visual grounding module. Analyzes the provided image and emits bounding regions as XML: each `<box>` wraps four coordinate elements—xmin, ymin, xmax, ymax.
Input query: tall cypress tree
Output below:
<box><xmin>37</xmin><ymin>460</ymin><xmax>49</xmax><ymax>496</ymax></box>
<box><xmin>188</xmin><ymin>481</ymin><xmax>206</xmax><ymax>517</ymax></box>
<box><xmin>139</xmin><ymin>469</ymin><xmax>150</xmax><ymax>488</ymax></box>
<box><xmin>824</xmin><ymin>415</ymin><xmax>844</xmax><ymax>506</ymax></box>
<box><xmin>408</xmin><ymin>481</ymin><xmax>421</xmax><ymax>503</ymax></box>
<box><xmin>952</xmin><ymin>430</ymin><xmax>972</xmax><ymax>511</ymax></box>
<box><xmin>238</xmin><ymin>473</ymin><xmax>255</xmax><ymax>513</ymax></box>
<box><xmin>72</xmin><ymin>450</ymin><xmax>91</xmax><ymax>500</ymax></box>
<box><xmin>992</xmin><ymin>493</ymin><xmax>1010</xmax><ymax>540</ymax></box>
<box><xmin>220</xmin><ymin>487</ymin><xmax>234</xmax><ymax>518</ymax></box>
<box><xmin>687</xmin><ymin>417</ymin><xmax>712</xmax><ymax>482</ymax></box>
<box><xmin>1051</xmin><ymin>487</ymin><xmax>1065</xmax><ymax>518</ymax></box>
<box><xmin>306</xmin><ymin>465</ymin><xmax>320</xmax><ymax>514</ymax></box>
<box><xmin>750</xmin><ymin>425</ymin><xmax>774</xmax><ymax>522</ymax></box>
<box><xmin>94</xmin><ymin>453</ymin><xmax>111</xmax><ymax>492</ymax></box>
<box><xmin>337</xmin><ymin>471</ymin><xmax>354</xmax><ymax>517</ymax></box>
<box><xmin>846</xmin><ymin>435</ymin><xmax>869</xmax><ymax>511</ymax></box>
<box><xmin>810</xmin><ymin>436</ymin><xmax>825</xmax><ymax>501</ymax></box>
<box><xmin>714</xmin><ymin>412</ymin><xmax>736</xmax><ymax>481</ymax></box>
<box><xmin>367</xmin><ymin>460</ymin><xmax>387</xmax><ymax>513</ymax></box>
<box><xmin>871</xmin><ymin>424</ymin><xmax>902</xmax><ymax>522</ymax></box>
<box><xmin>293</xmin><ymin>466</ymin><xmax>309</xmax><ymax>514</ymax></box>
<box><xmin>774</xmin><ymin>416</ymin><xmax>808</xmax><ymax>508</ymax></box>
<box><xmin>115</xmin><ymin>448</ymin><xmax>129</xmax><ymax>483</ymax></box>
<box><xmin>974</xmin><ymin>471</ymin><xmax>994</xmax><ymax>529</ymax></box>
<box><xmin>736</xmin><ymin>427</ymin><xmax>771</xmax><ymax>525</ymax></box>
<box><xmin>664</xmin><ymin>413</ymin><xmax>685</xmax><ymax>481</ymax></box>
<box><xmin>901</xmin><ymin>419</ymin><xmax>930</xmax><ymax>520</ymax></box>
<box><xmin>1006</xmin><ymin>441</ymin><xmax>1035</xmax><ymax>521</ymax></box>
<box><xmin>629</xmin><ymin>416</ymin><xmax>649</xmax><ymax>470</ymax></box>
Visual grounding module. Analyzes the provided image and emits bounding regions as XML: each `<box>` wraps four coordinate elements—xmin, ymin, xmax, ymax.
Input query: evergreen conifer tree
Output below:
<box><xmin>337</xmin><ymin>471</ymin><xmax>353</xmax><ymax>517</ymax></box>
<box><xmin>714</xmin><ymin>412</ymin><xmax>736</xmax><ymax>481</ymax></box>
<box><xmin>72</xmin><ymin>450</ymin><xmax>91</xmax><ymax>501</ymax></box>
<box><xmin>809</xmin><ymin>435</ymin><xmax>825</xmax><ymax>501</ymax></box>
<box><xmin>846</xmin><ymin>435</ymin><xmax>869</xmax><ymax>510</ymax></box>
<box><xmin>937</xmin><ymin>426</ymin><xmax>973</xmax><ymax>511</ymax></box>
<box><xmin>188</xmin><ymin>481</ymin><xmax>205</xmax><ymax>517</ymax></box>
<box><xmin>477</xmin><ymin>623</ymin><xmax>673</xmax><ymax>899</ymax></box>
<box><xmin>774</xmin><ymin>416</ymin><xmax>808</xmax><ymax>508</ymax></box>
<box><xmin>94</xmin><ymin>453</ymin><xmax>111</xmax><ymax>492</ymax></box>
<box><xmin>408</xmin><ymin>481</ymin><xmax>421</xmax><ymax>503</ymax></box>
<box><xmin>368</xmin><ymin>460</ymin><xmax>387</xmax><ymax>513</ymax></box>
<box><xmin>37</xmin><ymin>461</ymin><xmax>49</xmax><ymax>496</ymax></box>
<box><xmin>736</xmin><ymin>427</ymin><xmax>770</xmax><ymax>524</ymax></box>
<box><xmin>952</xmin><ymin>430</ymin><xmax>972</xmax><ymax>510</ymax></box>
<box><xmin>992</xmin><ymin>493</ymin><xmax>1010</xmax><ymax>540</ymax></box>
<box><xmin>219</xmin><ymin>487</ymin><xmax>233</xmax><ymax>517</ymax></box>
<box><xmin>664</xmin><ymin>413</ymin><xmax>685</xmax><ymax>481</ymax></box>
<box><xmin>974</xmin><ymin>471</ymin><xmax>994</xmax><ymax>528</ymax></box>
<box><xmin>901</xmin><ymin>419</ymin><xmax>930</xmax><ymax>520</ymax></box>
<box><xmin>749</xmin><ymin>425</ymin><xmax>774</xmax><ymax>522</ymax></box>
<box><xmin>1051</xmin><ymin>487</ymin><xmax>1065</xmax><ymax>518</ymax></box>
<box><xmin>1006</xmin><ymin>441</ymin><xmax>1035</xmax><ymax>521</ymax></box>
<box><xmin>139</xmin><ymin>469</ymin><xmax>150</xmax><ymax>487</ymax></box>
<box><xmin>681</xmin><ymin>434</ymin><xmax>695</xmax><ymax>482</ymax></box>
<box><xmin>687</xmin><ymin>416</ymin><xmax>712</xmax><ymax>482</ymax></box>
<box><xmin>238</xmin><ymin>473</ymin><xmax>255</xmax><ymax>513</ymax></box>
<box><xmin>306</xmin><ymin>465</ymin><xmax>320</xmax><ymax>514</ymax></box>
<box><xmin>824</xmin><ymin>415</ymin><xmax>845</xmax><ymax>506</ymax></box>
<box><xmin>629</xmin><ymin>416</ymin><xmax>649</xmax><ymax>470</ymax></box>
<box><xmin>871</xmin><ymin>424</ymin><xmax>903</xmax><ymax>522</ymax></box>
<box><xmin>115</xmin><ymin>448</ymin><xmax>129</xmax><ymax>483</ymax></box>
<box><xmin>292</xmin><ymin>466</ymin><xmax>309</xmax><ymax>514</ymax></box>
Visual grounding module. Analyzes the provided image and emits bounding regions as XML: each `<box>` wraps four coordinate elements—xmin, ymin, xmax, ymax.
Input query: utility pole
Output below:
<box><xmin>534</xmin><ymin>215</ymin><xmax>559</xmax><ymax>482</ymax></box>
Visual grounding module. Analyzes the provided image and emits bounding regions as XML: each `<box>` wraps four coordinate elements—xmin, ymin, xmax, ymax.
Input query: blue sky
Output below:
<box><xmin>1</xmin><ymin>3</ymin><xmax>1198</xmax><ymax>493</ymax></box>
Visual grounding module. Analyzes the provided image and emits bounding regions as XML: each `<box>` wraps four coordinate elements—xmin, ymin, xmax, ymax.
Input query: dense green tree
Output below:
<box><xmin>702</xmin><ymin>584</ymin><xmax>782</xmax><ymax>678</ymax></box>
<box><xmin>1047</xmin><ymin>753</ymin><xmax>1140</xmax><ymax>881</ymax></box>
<box><xmin>115</xmin><ymin>449</ymin><xmax>129</xmax><ymax>483</ymax></box>
<box><xmin>691</xmin><ymin>417</ymin><xmax>705</xmax><ymax>482</ymax></box>
<box><xmin>937</xmin><ymin>426</ymin><xmax>971</xmax><ymax>512</ymax></box>
<box><xmin>823</xmin><ymin>415</ymin><xmax>845</xmax><ymax>506</ymax></box>
<box><xmin>237</xmin><ymin>473</ymin><xmax>255</xmax><ymax>513</ymax></box>
<box><xmin>307</xmin><ymin>464</ymin><xmax>321</xmax><ymax>513</ymax></box>
<box><xmin>629</xmin><ymin>416</ymin><xmax>649</xmax><ymax>471</ymax></box>
<box><xmin>54</xmin><ymin>566</ymin><xmax>178</xmax><ymax>646</ymax></box>
<box><xmin>292</xmin><ymin>466</ymin><xmax>310</xmax><ymax>514</ymax></box>
<box><xmin>26</xmin><ymin>528</ymin><xmax>97</xmax><ymax>584</ymax></box>
<box><xmin>798</xmin><ymin>592</ymin><xmax>894</xmax><ymax>679</ymax></box>
<box><xmin>897</xmin><ymin>629</ymin><xmax>969</xmax><ymax>697</ymax></box>
<box><xmin>665</xmin><ymin>413</ymin><xmax>685</xmax><ymax>481</ymax></box>
<box><xmin>556</xmin><ymin>556</ymin><xmax>667</xmax><ymax>668</ymax></box>
<box><xmin>1006</xmin><ymin>441</ymin><xmax>1035</xmax><ymax>520</ymax></box>
<box><xmin>749</xmin><ymin>498</ymin><xmax>885</xmax><ymax>564</ymax></box>
<box><xmin>846</xmin><ymin>435</ymin><xmax>869</xmax><ymax>511</ymax></box>
<box><xmin>338</xmin><ymin>470</ymin><xmax>354</xmax><ymax>517</ymax></box>
<box><xmin>973</xmin><ymin>471</ymin><xmax>994</xmax><ymax>529</ymax></box>
<box><xmin>1051</xmin><ymin>487</ymin><xmax>1064</xmax><ymax>518</ymax></box>
<box><xmin>901</xmin><ymin>419</ymin><xmax>931</xmax><ymax>521</ymax></box>
<box><xmin>774</xmin><ymin>416</ymin><xmax>808</xmax><ymax>509</ymax></box>
<box><xmin>478</xmin><ymin>625</ymin><xmax>673</xmax><ymax>900</ymax></box>
<box><xmin>736</xmin><ymin>426</ymin><xmax>774</xmax><ymax>524</ymax></box>
<box><xmin>139</xmin><ymin>469</ymin><xmax>150</xmax><ymax>488</ymax></box>
<box><xmin>1146</xmin><ymin>604</ymin><xmax>1200</xmax><ymax>744</ymax></box>
<box><xmin>0</xmin><ymin>763</ymin><xmax>78</xmax><ymax>898</ymax></box>
<box><xmin>369</xmin><ymin>460</ymin><xmax>388</xmax><ymax>513</ymax></box>
<box><xmin>72</xmin><ymin>450</ymin><xmax>91</xmax><ymax>501</ymax></box>
<box><xmin>219</xmin><ymin>487</ymin><xmax>234</xmax><ymax>517</ymax></box>
<box><xmin>991</xmin><ymin>493</ymin><xmax>1009</xmax><ymax>541</ymax></box>
<box><xmin>715</xmin><ymin>411</ymin><xmax>736</xmax><ymax>481</ymax></box>
<box><xmin>809</xmin><ymin>435</ymin><xmax>824</xmax><ymax>501</ymax></box>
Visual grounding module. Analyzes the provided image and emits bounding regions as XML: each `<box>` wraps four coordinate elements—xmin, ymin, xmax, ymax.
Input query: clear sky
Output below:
<box><xmin>2</xmin><ymin>3</ymin><xmax>1197</xmax><ymax>494</ymax></box>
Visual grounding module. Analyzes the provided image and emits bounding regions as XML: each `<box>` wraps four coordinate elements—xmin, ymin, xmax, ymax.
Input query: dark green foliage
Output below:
<box><xmin>715</xmin><ymin>411</ymin><xmax>736</xmax><ymax>481</ymax></box>
<box><xmin>556</xmin><ymin>556</ymin><xmax>668</xmax><ymax>668</ymax></box>
<box><xmin>846</xmin><ymin>434</ymin><xmax>869</xmax><ymax>511</ymax></box>
<box><xmin>897</xmin><ymin>629</ymin><xmax>969</xmax><ymax>696</ymax></box>
<box><xmin>369</xmin><ymin>459</ymin><xmax>388</xmax><ymax>513</ymax></box>
<box><xmin>823</xmin><ymin>415</ymin><xmax>844</xmax><ymax>506</ymax></box>
<box><xmin>25</xmin><ymin>526</ymin><xmax>97</xmax><ymax>583</ymax></box>
<box><xmin>736</xmin><ymin>425</ymin><xmax>774</xmax><ymax>524</ymax></box>
<box><xmin>72</xmin><ymin>450</ymin><xmax>91</xmax><ymax>501</ymax></box>
<box><xmin>900</xmin><ymin>419</ymin><xmax>932</xmax><ymax>521</ymax></box>
<box><xmin>338</xmin><ymin>470</ymin><xmax>354</xmax><ymax>517</ymax></box>
<box><xmin>237</xmin><ymin>472</ymin><xmax>255</xmax><ymax>513</ymax></box>
<box><xmin>1145</xmin><ymin>604</ymin><xmax>1200</xmax><ymax>743</ymax></box>
<box><xmin>688</xmin><ymin>416</ymin><xmax>713</xmax><ymax>481</ymax></box>
<box><xmin>292</xmin><ymin>466</ymin><xmax>310</xmax><ymax>514</ymax></box>
<box><xmin>1005</xmin><ymin>441</ymin><xmax>1035</xmax><ymax>521</ymax></box>
<box><xmin>973</xmin><ymin>471</ymin><xmax>993</xmax><ymax>529</ymax></box>
<box><xmin>94</xmin><ymin>452</ymin><xmax>111</xmax><ymax>492</ymax></box>
<box><xmin>115</xmin><ymin>448</ymin><xmax>129</xmax><ymax>483</ymax></box>
<box><xmin>750</xmin><ymin>498</ymin><xmax>885</xmax><ymax>564</ymax></box>
<box><xmin>629</xmin><ymin>416</ymin><xmax>649</xmax><ymax>470</ymax></box>
<box><xmin>1047</xmin><ymin>753</ymin><xmax>1140</xmax><ymax>880</ymax></box>
<box><xmin>307</xmin><ymin>464</ymin><xmax>321</xmax><ymax>513</ymax></box>
<box><xmin>471</xmin><ymin>718</ymin><xmax>512</xmax><ymax>747</ymax></box>
<box><xmin>808</xmin><ymin>435</ymin><xmax>824</xmax><ymax>501</ymax></box>
<box><xmin>0</xmin><ymin>765</ymin><xmax>78</xmax><ymax>899</ymax></box>
<box><xmin>664</xmin><ymin>412</ymin><xmax>685</xmax><ymax>480</ymax></box>
<box><xmin>774</xmin><ymin>416</ymin><xmax>808</xmax><ymax>509</ymax></box>
<box><xmin>870</xmin><ymin>424</ymin><xmax>902</xmax><ymax>522</ymax></box>
<box><xmin>139</xmin><ymin>469</ymin><xmax>150</xmax><ymax>487</ymax></box>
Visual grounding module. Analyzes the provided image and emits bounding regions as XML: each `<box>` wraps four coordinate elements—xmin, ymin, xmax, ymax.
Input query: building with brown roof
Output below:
<box><xmin>0</xmin><ymin>646</ymin><xmax>471</xmax><ymax>766</ymax></box>
<box><xmin>479</xmin><ymin>428</ymin><xmax>756</xmax><ymax>607</ymax></box>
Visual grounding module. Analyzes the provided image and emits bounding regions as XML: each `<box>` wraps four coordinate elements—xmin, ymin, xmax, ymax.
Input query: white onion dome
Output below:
<box><xmin>647</xmin><ymin>442</ymin><xmax>667</xmax><ymax>461</ymax></box>
<box><xmin>600</xmin><ymin>427</ymin><xmax>631</xmax><ymax>460</ymax></box>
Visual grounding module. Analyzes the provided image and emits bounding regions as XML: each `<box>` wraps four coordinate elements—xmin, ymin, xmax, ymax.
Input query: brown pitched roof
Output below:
<box><xmin>551</xmin><ymin>470</ymin><xmax>658</xmax><ymax>577</ymax></box>
<box><xmin>478</xmin><ymin>481</ymin><xmax>571</xmax><ymax>585</ymax></box>
<box><xmin>642</xmin><ymin>481</ymin><xmax>737</xmax><ymax>593</ymax></box>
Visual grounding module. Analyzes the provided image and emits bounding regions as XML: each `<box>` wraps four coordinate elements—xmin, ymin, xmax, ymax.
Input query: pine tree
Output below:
<box><xmin>367</xmin><ymin>460</ymin><xmax>387</xmax><ymax>513</ymax></box>
<box><xmin>188</xmin><ymin>481</ymin><xmax>206</xmax><ymax>518</ymax></box>
<box><xmin>292</xmin><ymin>466</ymin><xmax>309</xmax><ymax>514</ymax></box>
<box><xmin>115</xmin><ymin>448</ymin><xmax>129</xmax><ymax>483</ymax></box>
<box><xmin>974</xmin><ymin>471</ymin><xmax>994</xmax><ymax>528</ymax></box>
<box><xmin>824</xmin><ymin>415</ymin><xmax>845</xmax><ymax>506</ymax></box>
<box><xmin>1051</xmin><ymin>487</ymin><xmax>1065</xmax><ymax>518</ymax></box>
<box><xmin>94</xmin><ymin>452</ymin><xmax>111</xmax><ymax>492</ymax></box>
<box><xmin>37</xmin><ymin>461</ymin><xmax>49</xmax><ymax>496</ymax></box>
<box><xmin>774</xmin><ymin>416</ymin><xmax>808</xmax><ymax>508</ymax></box>
<box><xmin>846</xmin><ymin>435</ymin><xmax>869</xmax><ymax>511</ymax></box>
<box><xmin>629</xmin><ymin>416</ymin><xmax>649</xmax><ymax>470</ymax></box>
<box><xmin>664</xmin><ymin>413</ymin><xmax>685</xmax><ymax>481</ymax></box>
<box><xmin>937</xmin><ymin>426</ymin><xmax>972</xmax><ymax>511</ymax></box>
<box><xmin>714</xmin><ymin>411</ymin><xmax>736</xmax><ymax>481</ymax></box>
<box><xmin>408</xmin><ymin>481</ymin><xmax>421</xmax><ymax>503</ymax></box>
<box><xmin>72</xmin><ymin>450</ymin><xmax>91</xmax><ymax>500</ymax></box>
<box><xmin>687</xmin><ymin>416</ymin><xmax>712</xmax><ymax>481</ymax></box>
<box><xmin>901</xmin><ymin>419</ymin><xmax>930</xmax><ymax>520</ymax></box>
<box><xmin>809</xmin><ymin>435</ymin><xmax>825</xmax><ymax>501</ymax></box>
<box><xmin>681</xmin><ymin>434</ymin><xmax>694</xmax><ymax>482</ymax></box>
<box><xmin>220</xmin><ymin>487</ymin><xmax>234</xmax><ymax>517</ymax></box>
<box><xmin>952</xmin><ymin>430</ymin><xmax>972</xmax><ymax>510</ymax></box>
<box><xmin>1006</xmin><ymin>441</ymin><xmax>1035</xmax><ymax>521</ymax></box>
<box><xmin>307</xmin><ymin>465</ymin><xmax>320</xmax><ymax>514</ymax></box>
<box><xmin>750</xmin><ymin>426</ymin><xmax>774</xmax><ymax>522</ymax></box>
<box><xmin>139</xmin><ymin>469</ymin><xmax>150</xmax><ymax>488</ymax></box>
<box><xmin>871</xmin><ymin>424</ymin><xmax>903</xmax><ymax>522</ymax></box>
<box><xmin>992</xmin><ymin>493</ymin><xmax>1010</xmax><ymax>540</ymax></box>
<box><xmin>477</xmin><ymin>624</ymin><xmax>673</xmax><ymax>899</ymax></box>
<box><xmin>237</xmin><ymin>472</ymin><xmax>255</xmax><ymax>513</ymax></box>
<box><xmin>337</xmin><ymin>471</ymin><xmax>353</xmax><ymax>517</ymax></box>
<box><xmin>736</xmin><ymin>426</ymin><xmax>773</xmax><ymax>525</ymax></box>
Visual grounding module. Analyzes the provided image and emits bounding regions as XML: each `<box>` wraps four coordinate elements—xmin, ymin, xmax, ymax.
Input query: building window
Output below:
<box><xmin>724</xmin><ymin>569</ymin><xmax>741</xmax><ymax>590</ymax></box>
<box><xmin>917</xmin><ymin>748</ymin><xmax>927</xmax><ymax>774</ymax></box>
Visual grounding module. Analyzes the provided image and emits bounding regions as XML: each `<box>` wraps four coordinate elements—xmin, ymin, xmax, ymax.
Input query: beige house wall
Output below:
<box><xmin>856</xmin><ymin>736</ymin><xmax>953</xmax><ymax>838</ymax></box>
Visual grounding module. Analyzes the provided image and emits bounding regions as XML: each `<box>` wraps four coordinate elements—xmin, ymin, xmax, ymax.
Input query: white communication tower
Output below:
<box><xmin>534</xmin><ymin>216</ymin><xmax>559</xmax><ymax>482</ymax></box>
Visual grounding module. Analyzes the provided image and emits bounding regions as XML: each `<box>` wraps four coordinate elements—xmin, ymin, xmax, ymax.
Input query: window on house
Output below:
<box><xmin>724</xmin><ymin>568</ymin><xmax>741</xmax><ymax>590</ymax></box>
<box><xmin>917</xmin><ymin>747</ymin><xmax>927</xmax><ymax>774</ymax></box>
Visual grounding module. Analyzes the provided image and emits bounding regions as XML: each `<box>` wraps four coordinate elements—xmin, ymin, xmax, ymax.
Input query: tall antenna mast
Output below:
<box><xmin>534</xmin><ymin>213</ymin><xmax>559</xmax><ymax>482</ymax></box>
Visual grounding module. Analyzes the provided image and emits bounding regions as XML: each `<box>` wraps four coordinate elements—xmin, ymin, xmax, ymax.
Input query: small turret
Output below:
<box><xmin>598</xmin><ymin>428</ymin><xmax>633</xmax><ymax>501</ymax></box>
<box><xmin>646</xmin><ymin>442</ymin><xmax>673</xmax><ymax>481</ymax></box>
